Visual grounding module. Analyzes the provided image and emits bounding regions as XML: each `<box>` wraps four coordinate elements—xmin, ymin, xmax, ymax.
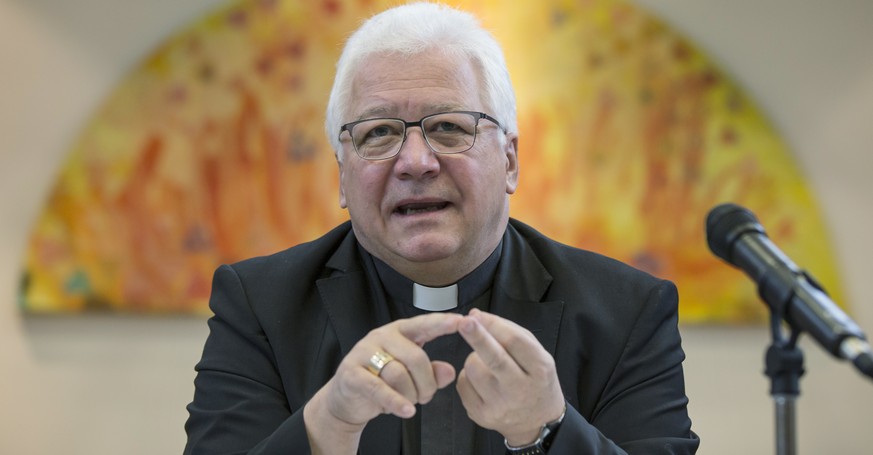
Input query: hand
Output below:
<box><xmin>456</xmin><ymin>309</ymin><xmax>565</xmax><ymax>447</ymax></box>
<box><xmin>304</xmin><ymin>312</ymin><xmax>463</xmax><ymax>453</ymax></box>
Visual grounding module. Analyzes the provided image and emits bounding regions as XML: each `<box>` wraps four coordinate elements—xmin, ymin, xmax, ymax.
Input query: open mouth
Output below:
<box><xmin>395</xmin><ymin>202</ymin><xmax>449</xmax><ymax>216</ymax></box>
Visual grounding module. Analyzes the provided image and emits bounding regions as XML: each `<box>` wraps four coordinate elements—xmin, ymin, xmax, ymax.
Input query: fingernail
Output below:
<box><xmin>460</xmin><ymin>319</ymin><xmax>475</xmax><ymax>334</ymax></box>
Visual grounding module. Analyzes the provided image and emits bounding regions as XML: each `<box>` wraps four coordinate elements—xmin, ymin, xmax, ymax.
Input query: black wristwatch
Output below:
<box><xmin>504</xmin><ymin>405</ymin><xmax>566</xmax><ymax>455</ymax></box>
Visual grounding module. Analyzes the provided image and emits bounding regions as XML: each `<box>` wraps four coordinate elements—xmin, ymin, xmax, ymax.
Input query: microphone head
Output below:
<box><xmin>706</xmin><ymin>203</ymin><xmax>767</xmax><ymax>263</ymax></box>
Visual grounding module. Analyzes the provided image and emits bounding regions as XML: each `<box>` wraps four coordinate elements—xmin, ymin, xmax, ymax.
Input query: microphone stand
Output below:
<box><xmin>765</xmin><ymin>310</ymin><xmax>805</xmax><ymax>455</ymax></box>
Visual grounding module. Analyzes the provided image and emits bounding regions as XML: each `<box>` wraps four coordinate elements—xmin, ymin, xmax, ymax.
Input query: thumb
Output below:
<box><xmin>432</xmin><ymin>361</ymin><xmax>457</xmax><ymax>389</ymax></box>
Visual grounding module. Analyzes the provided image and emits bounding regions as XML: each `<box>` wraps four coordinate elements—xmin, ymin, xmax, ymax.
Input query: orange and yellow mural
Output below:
<box><xmin>20</xmin><ymin>0</ymin><xmax>843</xmax><ymax>322</ymax></box>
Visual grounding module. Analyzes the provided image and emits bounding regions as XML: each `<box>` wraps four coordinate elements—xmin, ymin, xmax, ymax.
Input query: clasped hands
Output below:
<box><xmin>304</xmin><ymin>309</ymin><xmax>565</xmax><ymax>451</ymax></box>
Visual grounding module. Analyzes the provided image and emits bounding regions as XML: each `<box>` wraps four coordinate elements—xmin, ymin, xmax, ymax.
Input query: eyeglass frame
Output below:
<box><xmin>338</xmin><ymin>110</ymin><xmax>506</xmax><ymax>161</ymax></box>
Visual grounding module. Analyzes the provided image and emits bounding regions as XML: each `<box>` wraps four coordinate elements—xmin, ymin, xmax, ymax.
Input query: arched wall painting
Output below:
<box><xmin>20</xmin><ymin>0</ymin><xmax>844</xmax><ymax>323</ymax></box>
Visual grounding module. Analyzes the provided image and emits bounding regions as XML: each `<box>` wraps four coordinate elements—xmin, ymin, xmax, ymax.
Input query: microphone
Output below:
<box><xmin>706</xmin><ymin>203</ymin><xmax>873</xmax><ymax>380</ymax></box>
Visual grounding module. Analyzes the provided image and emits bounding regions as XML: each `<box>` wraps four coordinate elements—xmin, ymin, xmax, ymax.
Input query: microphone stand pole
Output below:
<box><xmin>765</xmin><ymin>312</ymin><xmax>805</xmax><ymax>455</ymax></box>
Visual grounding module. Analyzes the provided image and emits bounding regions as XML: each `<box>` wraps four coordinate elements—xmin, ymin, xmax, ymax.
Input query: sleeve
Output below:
<box><xmin>546</xmin><ymin>280</ymin><xmax>700</xmax><ymax>454</ymax></box>
<box><xmin>183</xmin><ymin>264</ymin><xmax>313</xmax><ymax>454</ymax></box>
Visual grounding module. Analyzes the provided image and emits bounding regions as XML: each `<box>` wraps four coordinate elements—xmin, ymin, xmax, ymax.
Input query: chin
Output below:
<box><xmin>395</xmin><ymin>236</ymin><xmax>460</xmax><ymax>264</ymax></box>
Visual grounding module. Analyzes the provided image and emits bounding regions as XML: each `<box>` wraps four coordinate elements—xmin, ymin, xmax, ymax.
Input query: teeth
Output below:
<box><xmin>402</xmin><ymin>205</ymin><xmax>442</xmax><ymax>215</ymax></box>
<box><xmin>400</xmin><ymin>205</ymin><xmax>442</xmax><ymax>215</ymax></box>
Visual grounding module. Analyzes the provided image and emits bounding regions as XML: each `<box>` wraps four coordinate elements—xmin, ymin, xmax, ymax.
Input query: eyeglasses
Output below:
<box><xmin>339</xmin><ymin>111</ymin><xmax>505</xmax><ymax>161</ymax></box>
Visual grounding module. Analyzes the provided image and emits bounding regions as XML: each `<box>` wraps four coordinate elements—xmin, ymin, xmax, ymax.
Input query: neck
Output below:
<box><xmin>366</xmin><ymin>235</ymin><xmax>503</xmax><ymax>312</ymax></box>
<box><xmin>392</xmin><ymin>259</ymin><xmax>478</xmax><ymax>287</ymax></box>
<box><xmin>384</xmin><ymin>237</ymin><xmax>502</xmax><ymax>286</ymax></box>
<box><xmin>355</xmin><ymin>218</ymin><xmax>508</xmax><ymax>286</ymax></box>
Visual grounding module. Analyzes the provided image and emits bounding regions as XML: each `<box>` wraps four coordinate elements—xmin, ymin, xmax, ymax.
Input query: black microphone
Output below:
<box><xmin>706</xmin><ymin>202</ymin><xmax>873</xmax><ymax>380</ymax></box>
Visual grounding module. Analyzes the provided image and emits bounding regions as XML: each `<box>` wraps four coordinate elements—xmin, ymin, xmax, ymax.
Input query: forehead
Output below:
<box><xmin>348</xmin><ymin>51</ymin><xmax>484</xmax><ymax>119</ymax></box>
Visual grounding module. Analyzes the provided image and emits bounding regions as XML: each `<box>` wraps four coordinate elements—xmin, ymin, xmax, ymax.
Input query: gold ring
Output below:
<box><xmin>367</xmin><ymin>351</ymin><xmax>395</xmax><ymax>376</ymax></box>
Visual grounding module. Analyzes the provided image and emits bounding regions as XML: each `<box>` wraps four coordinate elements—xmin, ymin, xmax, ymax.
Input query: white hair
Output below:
<box><xmin>324</xmin><ymin>2</ymin><xmax>517</xmax><ymax>159</ymax></box>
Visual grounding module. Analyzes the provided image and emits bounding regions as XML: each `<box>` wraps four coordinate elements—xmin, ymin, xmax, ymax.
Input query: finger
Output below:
<box><xmin>396</xmin><ymin>312</ymin><xmax>464</xmax><ymax>346</ymax></box>
<box><xmin>377</xmin><ymin>337</ymin><xmax>440</xmax><ymax>404</ymax></box>
<box><xmin>369</xmin><ymin>313</ymin><xmax>460</xmax><ymax>402</ymax></box>
<box><xmin>467</xmin><ymin>309</ymin><xmax>546</xmax><ymax>373</ymax></box>
<box><xmin>411</xmin><ymin>361</ymin><xmax>457</xmax><ymax>406</ymax></box>
<box><xmin>377</xmin><ymin>358</ymin><xmax>418</xmax><ymax>403</ymax></box>
<box><xmin>459</xmin><ymin>350</ymin><xmax>506</xmax><ymax>404</ymax></box>
<box><xmin>455</xmin><ymin>369</ymin><xmax>484</xmax><ymax>416</ymax></box>
<box><xmin>351</xmin><ymin>368</ymin><xmax>416</xmax><ymax>419</ymax></box>
<box><xmin>431</xmin><ymin>361</ymin><xmax>456</xmax><ymax>390</ymax></box>
<box><xmin>377</xmin><ymin>389</ymin><xmax>416</xmax><ymax>419</ymax></box>
<box><xmin>389</xmin><ymin>313</ymin><xmax>462</xmax><ymax>403</ymax></box>
<box><xmin>458</xmin><ymin>315</ymin><xmax>522</xmax><ymax>376</ymax></box>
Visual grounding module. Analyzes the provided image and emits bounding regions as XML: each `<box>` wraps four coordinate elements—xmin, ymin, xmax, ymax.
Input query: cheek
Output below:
<box><xmin>459</xmin><ymin>164</ymin><xmax>503</xmax><ymax>207</ymax></box>
<box><xmin>344</xmin><ymin>165</ymin><xmax>389</xmax><ymax>210</ymax></box>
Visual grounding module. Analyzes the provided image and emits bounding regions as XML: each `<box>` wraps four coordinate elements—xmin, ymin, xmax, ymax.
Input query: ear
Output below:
<box><xmin>504</xmin><ymin>132</ymin><xmax>519</xmax><ymax>195</ymax></box>
<box><xmin>336</xmin><ymin>154</ymin><xmax>348</xmax><ymax>209</ymax></box>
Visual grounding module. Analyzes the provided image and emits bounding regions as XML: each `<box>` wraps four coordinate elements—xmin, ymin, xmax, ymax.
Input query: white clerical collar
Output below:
<box><xmin>413</xmin><ymin>283</ymin><xmax>458</xmax><ymax>312</ymax></box>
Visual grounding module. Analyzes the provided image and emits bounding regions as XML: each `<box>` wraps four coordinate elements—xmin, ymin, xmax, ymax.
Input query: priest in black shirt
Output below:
<box><xmin>184</xmin><ymin>3</ymin><xmax>699</xmax><ymax>454</ymax></box>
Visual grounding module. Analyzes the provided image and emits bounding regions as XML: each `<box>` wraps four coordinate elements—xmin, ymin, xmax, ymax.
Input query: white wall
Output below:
<box><xmin>633</xmin><ymin>1</ymin><xmax>873</xmax><ymax>452</ymax></box>
<box><xmin>1</xmin><ymin>0</ymin><xmax>871</xmax><ymax>453</ymax></box>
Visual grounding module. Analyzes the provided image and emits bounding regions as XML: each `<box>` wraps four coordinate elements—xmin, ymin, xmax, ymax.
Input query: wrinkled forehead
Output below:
<box><xmin>345</xmin><ymin>50</ymin><xmax>488</xmax><ymax>121</ymax></box>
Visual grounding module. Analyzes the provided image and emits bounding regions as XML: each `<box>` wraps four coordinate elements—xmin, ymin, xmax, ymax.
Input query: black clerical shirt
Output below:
<box><xmin>358</xmin><ymin>243</ymin><xmax>502</xmax><ymax>455</ymax></box>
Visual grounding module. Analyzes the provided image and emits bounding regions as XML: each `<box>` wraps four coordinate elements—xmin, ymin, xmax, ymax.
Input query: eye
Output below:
<box><xmin>432</xmin><ymin>121</ymin><xmax>463</xmax><ymax>133</ymax></box>
<box><xmin>364</xmin><ymin>123</ymin><xmax>400</xmax><ymax>139</ymax></box>
<box><xmin>354</xmin><ymin>120</ymin><xmax>403</xmax><ymax>146</ymax></box>
<box><xmin>426</xmin><ymin>114</ymin><xmax>476</xmax><ymax>136</ymax></box>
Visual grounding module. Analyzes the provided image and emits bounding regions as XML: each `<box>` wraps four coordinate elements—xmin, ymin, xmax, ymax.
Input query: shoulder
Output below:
<box><xmin>507</xmin><ymin>220</ymin><xmax>682</xmax><ymax>391</ymax></box>
<box><xmin>506</xmin><ymin>218</ymin><xmax>677</xmax><ymax>336</ymax></box>
<box><xmin>508</xmin><ymin>218</ymin><xmax>665</xmax><ymax>292</ymax></box>
<box><xmin>221</xmin><ymin>221</ymin><xmax>355</xmax><ymax>298</ymax></box>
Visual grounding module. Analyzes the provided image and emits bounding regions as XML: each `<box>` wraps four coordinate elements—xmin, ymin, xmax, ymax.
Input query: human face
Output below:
<box><xmin>337</xmin><ymin>51</ymin><xmax>519</xmax><ymax>285</ymax></box>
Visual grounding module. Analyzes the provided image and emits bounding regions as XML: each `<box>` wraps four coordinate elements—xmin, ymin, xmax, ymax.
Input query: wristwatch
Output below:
<box><xmin>504</xmin><ymin>405</ymin><xmax>566</xmax><ymax>455</ymax></box>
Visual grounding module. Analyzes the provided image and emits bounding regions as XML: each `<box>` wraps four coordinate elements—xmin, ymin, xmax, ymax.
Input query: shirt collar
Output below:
<box><xmin>366</xmin><ymin>241</ymin><xmax>503</xmax><ymax>312</ymax></box>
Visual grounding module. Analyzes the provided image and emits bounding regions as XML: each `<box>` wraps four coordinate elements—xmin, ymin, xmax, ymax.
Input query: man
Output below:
<box><xmin>184</xmin><ymin>3</ymin><xmax>699</xmax><ymax>454</ymax></box>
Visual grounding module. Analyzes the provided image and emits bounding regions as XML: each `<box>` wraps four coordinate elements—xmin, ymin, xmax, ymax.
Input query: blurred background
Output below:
<box><xmin>1</xmin><ymin>0</ymin><xmax>872</xmax><ymax>453</ymax></box>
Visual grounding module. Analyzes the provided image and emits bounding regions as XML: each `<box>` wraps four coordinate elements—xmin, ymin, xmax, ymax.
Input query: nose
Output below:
<box><xmin>393</xmin><ymin>127</ymin><xmax>440</xmax><ymax>179</ymax></box>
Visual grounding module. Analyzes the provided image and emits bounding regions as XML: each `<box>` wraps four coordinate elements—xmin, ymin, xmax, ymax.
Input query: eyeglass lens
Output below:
<box><xmin>350</xmin><ymin>112</ymin><xmax>478</xmax><ymax>159</ymax></box>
